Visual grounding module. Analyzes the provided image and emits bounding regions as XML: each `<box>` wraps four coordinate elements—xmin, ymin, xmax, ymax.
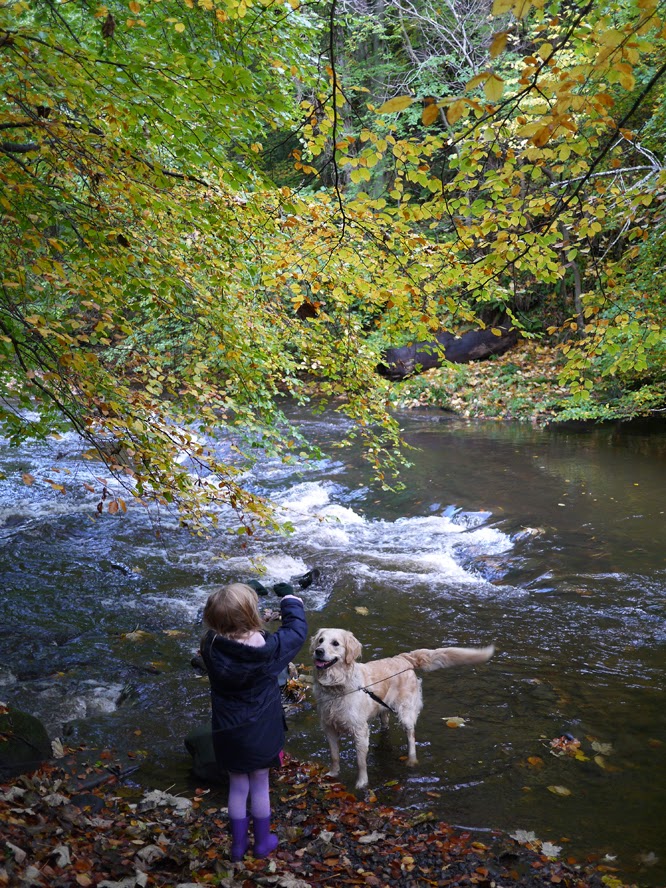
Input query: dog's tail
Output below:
<box><xmin>401</xmin><ymin>645</ymin><xmax>495</xmax><ymax>672</ymax></box>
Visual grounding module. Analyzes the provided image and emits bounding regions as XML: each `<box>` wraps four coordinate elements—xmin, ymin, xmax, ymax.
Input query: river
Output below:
<box><xmin>1</xmin><ymin>408</ymin><xmax>665</xmax><ymax>886</ymax></box>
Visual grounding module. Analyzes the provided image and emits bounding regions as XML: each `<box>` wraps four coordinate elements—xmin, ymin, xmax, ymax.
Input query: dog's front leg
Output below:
<box><xmin>324</xmin><ymin>725</ymin><xmax>341</xmax><ymax>778</ymax></box>
<box><xmin>353</xmin><ymin>724</ymin><xmax>370</xmax><ymax>789</ymax></box>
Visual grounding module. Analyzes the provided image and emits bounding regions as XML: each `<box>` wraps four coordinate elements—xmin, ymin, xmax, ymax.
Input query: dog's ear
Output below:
<box><xmin>343</xmin><ymin>631</ymin><xmax>362</xmax><ymax>665</ymax></box>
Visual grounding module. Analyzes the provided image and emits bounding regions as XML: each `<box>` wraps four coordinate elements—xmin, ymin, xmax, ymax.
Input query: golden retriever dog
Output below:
<box><xmin>310</xmin><ymin>628</ymin><xmax>494</xmax><ymax>789</ymax></box>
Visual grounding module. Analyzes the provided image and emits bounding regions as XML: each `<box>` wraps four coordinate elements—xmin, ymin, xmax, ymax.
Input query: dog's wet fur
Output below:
<box><xmin>311</xmin><ymin>628</ymin><xmax>494</xmax><ymax>788</ymax></box>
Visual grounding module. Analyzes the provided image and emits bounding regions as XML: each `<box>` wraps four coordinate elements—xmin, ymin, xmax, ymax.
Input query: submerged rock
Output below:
<box><xmin>0</xmin><ymin>705</ymin><xmax>52</xmax><ymax>779</ymax></box>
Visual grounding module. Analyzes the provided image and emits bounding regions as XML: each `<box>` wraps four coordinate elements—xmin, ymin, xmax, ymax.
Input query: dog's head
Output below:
<box><xmin>310</xmin><ymin>628</ymin><xmax>362</xmax><ymax>687</ymax></box>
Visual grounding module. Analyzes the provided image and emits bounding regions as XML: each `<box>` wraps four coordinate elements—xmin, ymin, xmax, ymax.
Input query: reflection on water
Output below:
<box><xmin>0</xmin><ymin>411</ymin><xmax>665</xmax><ymax>886</ymax></box>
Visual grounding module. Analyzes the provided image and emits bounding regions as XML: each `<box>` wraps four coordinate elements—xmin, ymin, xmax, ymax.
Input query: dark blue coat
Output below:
<box><xmin>200</xmin><ymin>597</ymin><xmax>307</xmax><ymax>773</ymax></box>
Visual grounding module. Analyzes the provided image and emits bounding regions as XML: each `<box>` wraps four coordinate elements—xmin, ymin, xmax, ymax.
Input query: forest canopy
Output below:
<box><xmin>1</xmin><ymin>0</ymin><xmax>665</xmax><ymax>531</ymax></box>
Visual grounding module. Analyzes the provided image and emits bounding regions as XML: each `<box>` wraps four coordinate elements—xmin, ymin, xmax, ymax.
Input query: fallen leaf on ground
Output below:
<box><xmin>358</xmin><ymin>831</ymin><xmax>386</xmax><ymax>844</ymax></box>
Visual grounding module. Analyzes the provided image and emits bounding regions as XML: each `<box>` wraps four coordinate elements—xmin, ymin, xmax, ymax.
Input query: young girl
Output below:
<box><xmin>200</xmin><ymin>582</ymin><xmax>307</xmax><ymax>861</ymax></box>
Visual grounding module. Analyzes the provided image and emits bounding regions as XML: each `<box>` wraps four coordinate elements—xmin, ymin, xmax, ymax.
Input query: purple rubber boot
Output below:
<box><xmin>252</xmin><ymin>815</ymin><xmax>278</xmax><ymax>857</ymax></box>
<box><xmin>229</xmin><ymin>816</ymin><xmax>250</xmax><ymax>861</ymax></box>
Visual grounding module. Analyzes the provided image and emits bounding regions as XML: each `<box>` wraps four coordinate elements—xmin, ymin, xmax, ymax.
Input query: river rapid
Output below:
<box><xmin>1</xmin><ymin>408</ymin><xmax>665</xmax><ymax>886</ymax></box>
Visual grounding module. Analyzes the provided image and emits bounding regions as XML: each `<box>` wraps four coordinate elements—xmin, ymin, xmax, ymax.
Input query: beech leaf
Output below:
<box><xmin>483</xmin><ymin>74</ymin><xmax>505</xmax><ymax>103</ymax></box>
<box><xmin>123</xmin><ymin>629</ymin><xmax>151</xmax><ymax>642</ymax></box>
<box><xmin>358</xmin><ymin>831</ymin><xmax>386</xmax><ymax>844</ymax></box>
<box><xmin>377</xmin><ymin>96</ymin><xmax>413</xmax><ymax>114</ymax></box>
<box><xmin>421</xmin><ymin>103</ymin><xmax>440</xmax><ymax>125</ymax></box>
<box><xmin>547</xmin><ymin>785</ymin><xmax>572</xmax><ymax>796</ymax></box>
<box><xmin>489</xmin><ymin>31</ymin><xmax>509</xmax><ymax>58</ymax></box>
<box><xmin>443</xmin><ymin>716</ymin><xmax>466</xmax><ymax>728</ymax></box>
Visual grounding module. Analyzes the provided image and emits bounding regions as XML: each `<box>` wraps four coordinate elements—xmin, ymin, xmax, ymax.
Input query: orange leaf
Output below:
<box><xmin>421</xmin><ymin>103</ymin><xmax>440</xmax><ymax>126</ymax></box>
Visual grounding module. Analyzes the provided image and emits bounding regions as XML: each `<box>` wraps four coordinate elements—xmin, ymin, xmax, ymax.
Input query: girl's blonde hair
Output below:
<box><xmin>203</xmin><ymin>583</ymin><xmax>264</xmax><ymax>639</ymax></box>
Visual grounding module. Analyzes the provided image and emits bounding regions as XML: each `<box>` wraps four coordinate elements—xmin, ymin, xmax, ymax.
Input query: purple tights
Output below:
<box><xmin>228</xmin><ymin>768</ymin><xmax>271</xmax><ymax>820</ymax></box>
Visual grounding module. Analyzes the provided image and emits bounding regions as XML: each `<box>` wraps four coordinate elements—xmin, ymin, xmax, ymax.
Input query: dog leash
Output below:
<box><xmin>360</xmin><ymin>686</ymin><xmax>395</xmax><ymax>712</ymax></box>
<box><xmin>348</xmin><ymin>666</ymin><xmax>417</xmax><ymax>713</ymax></box>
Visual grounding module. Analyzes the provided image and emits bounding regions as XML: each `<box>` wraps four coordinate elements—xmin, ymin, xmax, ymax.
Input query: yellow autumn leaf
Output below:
<box><xmin>22</xmin><ymin>472</ymin><xmax>35</xmax><ymax>486</ymax></box>
<box><xmin>446</xmin><ymin>100</ymin><xmax>466</xmax><ymax>124</ymax></box>
<box><xmin>377</xmin><ymin>95</ymin><xmax>414</xmax><ymax>114</ymax></box>
<box><xmin>123</xmin><ymin>629</ymin><xmax>151</xmax><ymax>642</ymax></box>
<box><xmin>174</xmin><ymin>21</ymin><xmax>186</xmax><ymax>32</ymax></box>
<box><xmin>513</xmin><ymin>0</ymin><xmax>532</xmax><ymax>18</ymax></box>
<box><xmin>421</xmin><ymin>103</ymin><xmax>440</xmax><ymax>126</ymax></box>
<box><xmin>355</xmin><ymin>606</ymin><xmax>370</xmax><ymax>615</ymax></box>
<box><xmin>443</xmin><ymin>716</ymin><xmax>466</xmax><ymax>727</ymax></box>
<box><xmin>489</xmin><ymin>31</ymin><xmax>509</xmax><ymax>58</ymax></box>
<box><xmin>598</xmin><ymin>28</ymin><xmax>624</xmax><ymax>47</ymax></box>
<box><xmin>128</xmin><ymin>0</ymin><xmax>141</xmax><ymax>12</ymax></box>
<box><xmin>466</xmin><ymin>73</ymin><xmax>488</xmax><ymax>92</ymax></box>
<box><xmin>618</xmin><ymin>69</ymin><xmax>636</xmax><ymax>90</ymax></box>
<box><xmin>532</xmin><ymin>125</ymin><xmax>552</xmax><ymax>147</ymax></box>
<box><xmin>484</xmin><ymin>74</ymin><xmax>505</xmax><ymax>103</ymax></box>
<box><xmin>547</xmin><ymin>785</ymin><xmax>572</xmax><ymax>796</ymax></box>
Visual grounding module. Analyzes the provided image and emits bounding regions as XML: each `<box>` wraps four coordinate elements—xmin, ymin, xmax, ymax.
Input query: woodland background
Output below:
<box><xmin>1</xmin><ymin>0</ymin><xmax>665</xmax><ymax>528</ymax></box>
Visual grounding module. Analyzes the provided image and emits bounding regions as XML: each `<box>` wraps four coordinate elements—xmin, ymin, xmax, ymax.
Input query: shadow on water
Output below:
<box><xmin>0</xmin><ymin>411</ymin><xmax>665</xmax><ymax>885</ymax></box>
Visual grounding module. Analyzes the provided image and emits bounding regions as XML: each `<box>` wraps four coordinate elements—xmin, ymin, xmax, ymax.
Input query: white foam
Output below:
<box><xmin>276</xmin><ymin>481</ymin><xmax>333</xmax><ymax>513</ymax></box>
<box><xmin>249</xmin><ymin>480</ymin><xmax>514</xmax><ymax>590</ymax></box>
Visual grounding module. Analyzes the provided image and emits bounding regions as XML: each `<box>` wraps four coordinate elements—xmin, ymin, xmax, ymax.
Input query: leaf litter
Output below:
<box><xmin>0</xmin><ymin>748</ymin><xmax>638</xmax><ymax>887</ymax></box>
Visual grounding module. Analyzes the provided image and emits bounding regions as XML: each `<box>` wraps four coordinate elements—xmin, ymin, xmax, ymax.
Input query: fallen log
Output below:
<box><xmin>377</xmin><ymin>326</ymin><xmax>518</xmax><ymax>381</ymax></box>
